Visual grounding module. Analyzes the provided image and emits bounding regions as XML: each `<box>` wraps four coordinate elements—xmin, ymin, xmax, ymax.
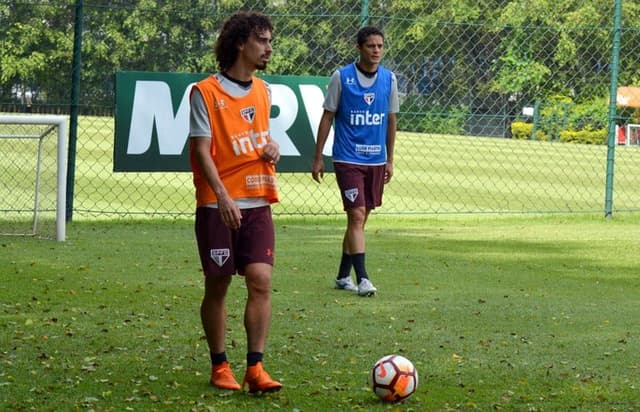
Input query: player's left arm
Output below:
<box><xmin>385</xmin><ymin>113</ymin><xmax>397</xmax><ymax>184</ymax></box>
<box><xmin>261</xmin><ymin>139</ymin><xmax>280</xmax><ymax>164</ymax></box>
<box><xmin>260</xmin><ymin>81</ymin><xmax>281</xmax><ymax>164</ymax></box>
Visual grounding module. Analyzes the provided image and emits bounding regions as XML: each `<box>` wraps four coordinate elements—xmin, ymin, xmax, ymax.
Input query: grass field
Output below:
<box><xmin>4</xmin><ymin>115</ymin><xmax>640</xmax><ymax>225</ymax></box>
<box><xmin>2</xmin><ymin>213</ymin><xmax>640</xmax><ymax>411</ymax></box>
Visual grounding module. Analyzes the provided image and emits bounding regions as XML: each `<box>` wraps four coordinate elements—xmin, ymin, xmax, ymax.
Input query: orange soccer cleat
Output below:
<box><xmin>242</xmin><ymin>362</ymin><xmax>283</xmax><ymax>394</ymax></box>
<box><xmin>210</xmin><ymin>362</ymin><xmax>241</xmax><ymax>391</ymax></box>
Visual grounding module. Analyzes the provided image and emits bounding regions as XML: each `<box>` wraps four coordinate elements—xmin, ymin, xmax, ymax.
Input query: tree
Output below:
<box><xmin>0</xmin><ymin>2</ymin><xmax>72</xmax><ymax>106</ymax></box>
<box><xmin>491</xmin><ymin>0</ymin><xmax>615</xmax><ymax>102</ymax></box>
<box><xmin>0</xmin><ymin>0</ymin><xmax>635</xmax><ymax>121</ymax></box>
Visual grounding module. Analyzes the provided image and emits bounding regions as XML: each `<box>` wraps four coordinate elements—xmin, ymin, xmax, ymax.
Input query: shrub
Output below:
<box><xmin>511</xmin><ymin>121</ymin><xmax>548</xmax><ymax>141</ymax></box>
<box><xmin>511</xmin><ymin>121</ymin><xmax>532</xmax><ymax>139</ymax></box>
<box><xmin>538</xmin><ymin>95</ymin><xmax>573</xmax><ymax>141</ymax></box>
<box><xmin>559</xmin><ymin>128</ymin><xmax>607</xmax><ymax>144</ymax></box>
<box><xmin>515</xmin><ymin>96</ymin><xmax>610</xmax><ymax>144</ymax></box>
<box><xmin>569</xmin><ymin>97</ymin><xmax>608</xmax><ymax>131</ymax></box>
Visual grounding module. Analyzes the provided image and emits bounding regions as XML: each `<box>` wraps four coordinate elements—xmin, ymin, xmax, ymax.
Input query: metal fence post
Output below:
<box><xmin>360</xmin><ymin>0</ymin><xmax>369</xmax><ymax>27</ymax></box>
<box><xmin>66</xmin><ymin>0</ymin><xmax>83</xmax><ymax>222</ymax></box>
<box><xmin>604</xmin><ymin>0</ymin><xmax>623</xmax><ymax>218</ymax></box>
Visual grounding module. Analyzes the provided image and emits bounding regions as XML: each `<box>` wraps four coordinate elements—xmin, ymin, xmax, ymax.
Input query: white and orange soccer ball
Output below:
<box><xmin>369</xmin><ymin>354</ymin><xmax>419</xmax><ymax>402</ymax></box>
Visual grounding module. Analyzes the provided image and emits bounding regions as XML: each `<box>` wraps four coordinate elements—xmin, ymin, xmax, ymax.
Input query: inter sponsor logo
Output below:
<box><xmin>231</xmin><ymin>129</ymin><xmax>270</xmax><ymax>156</ymax></box>
<box><xmin>210</xmin><ymin>248</ymin><xmax>230</xmax><ymax>267</ymax></box>
<box><xmin>349</xmin><ymin>110</ymin><xmax>385</xmax><ymax>126</ymax></box>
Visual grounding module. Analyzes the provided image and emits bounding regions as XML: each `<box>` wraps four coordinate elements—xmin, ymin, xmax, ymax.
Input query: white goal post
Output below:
<box><xmin>0</xmin><ymin>114</ymin><xmax>68</xmax><ymax>241</ymax></box>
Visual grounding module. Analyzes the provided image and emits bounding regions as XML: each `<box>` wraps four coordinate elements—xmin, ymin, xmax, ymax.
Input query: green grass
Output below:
<box><xmin>72</xmin><ymin>118</ymin><xmax>640</xmax><ymax>214</ymax></box>
<box><xmin>2</xmin><ymin>214</ymin><xmax>640</xmax><ymax>411</ymax></box>
<box><xmin>4</xmin><ymin>115</ymin><xmax>640</xmax><ymax>221</ymax></box>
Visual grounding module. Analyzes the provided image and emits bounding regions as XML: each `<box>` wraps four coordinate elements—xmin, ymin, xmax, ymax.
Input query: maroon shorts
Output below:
<box><xmin>333</xmin><ymin>162</ymin><xmax>385</xmax><ymax>211</ymax></box>
<box><xmin>195</xmin><ymin>205</ymin><xmax>275</xmax><ymax>276</ymax></box>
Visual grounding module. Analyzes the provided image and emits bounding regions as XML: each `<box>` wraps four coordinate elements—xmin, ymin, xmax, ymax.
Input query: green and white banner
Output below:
<box><xmin>114</xmin><ymin>71</ymin><xmax>331</xmax><ymax>172</ymax></box>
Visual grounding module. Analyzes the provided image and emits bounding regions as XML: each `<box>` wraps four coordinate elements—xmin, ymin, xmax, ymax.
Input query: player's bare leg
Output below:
<box><xmin>242</xmin><ymin>262</ymin><xmax>282</xmax><ymax>393</ymax></box>
<box><xmin>244</xmin><ymin>263</ymin><xmax>272</xmax><ymax>353</ymax></box>
<box><xmin>344</xmin><ymin>206</ymin><xmax>368</xmax><ymax>254</ymax></box>
<box><xmin>202</xmin><ymin>274</ymin><xmax>241</xmax><ymax>390</ymax></box>
<box><xmin>345</xmin><ymin>207</ymin><xmax>376</xmax><ymax>296</ymax></box>
<box><xmin>201</xmin><ymin>274</ymin><xmax>232</xmax><ymax>355</ymax></box>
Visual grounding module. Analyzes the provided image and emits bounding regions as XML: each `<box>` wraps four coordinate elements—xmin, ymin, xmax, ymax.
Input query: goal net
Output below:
<box><xmin>0</xmin><ymin>115</ymin><xmax>68</xmax><ymax>241</ymax></box>
<box><xmin>626</xmin><ymin>123</ymin><xmax>640</xmax><ymax>146</ymax></box>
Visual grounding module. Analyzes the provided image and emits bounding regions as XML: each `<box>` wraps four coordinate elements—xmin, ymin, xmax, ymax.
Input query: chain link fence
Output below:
<box><xmin>1</xmin><ymin>0</ymin><xmax>639</xmax><ymax>219</ymax></box>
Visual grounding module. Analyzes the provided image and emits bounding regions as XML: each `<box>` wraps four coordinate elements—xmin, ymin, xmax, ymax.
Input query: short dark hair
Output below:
<box><xmin>356</xmin><ymin>26</ymin><xmax>384</xmax><ymax>46</ymax></box>
<box><xmin>215</xmin><ymin>11</ymin><xmax>273</xmax><ymax>72</ymax></box>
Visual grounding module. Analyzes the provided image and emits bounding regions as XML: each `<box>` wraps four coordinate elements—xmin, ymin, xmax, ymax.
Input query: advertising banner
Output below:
<box><xmin>114</xmin><ymin>71</ymin><xmax>331</xmax><ymax>172</ymax></box>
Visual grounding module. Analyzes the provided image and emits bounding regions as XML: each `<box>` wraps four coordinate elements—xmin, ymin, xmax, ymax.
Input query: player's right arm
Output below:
<box><xmin>189</xmin><ymin>88</ymin><xmax>241</xmax><ymax>229</ymax></box>
<box><xmin>311</xmin><ymin>109</ymin><xmax>335</xmax><ymax>183</ymax></box>
<box><xmin>312</xmin><ymin>70</ymin><xmax>341</xmax><ymax>183</ymax></box>
<box><xmin>190</xmin><ymin>137</ymin><xmax>242</xmax><ymax>229</ymax></box>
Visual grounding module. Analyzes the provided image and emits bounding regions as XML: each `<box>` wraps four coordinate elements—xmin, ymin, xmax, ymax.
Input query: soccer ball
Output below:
<box><xmin>369</xmin><ymin>354</ymin><xmax>419</xmax><ymax>402</ymax></box>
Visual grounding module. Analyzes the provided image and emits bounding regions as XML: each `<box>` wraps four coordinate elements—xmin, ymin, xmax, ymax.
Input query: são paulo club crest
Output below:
<box><xmin>210</xmin><ymin>248</ymin><xmax>230</xmax><ymax>267</ymax></box>
<box><xmin>344</xmin><ymin>188</ymin><xmax>359</xmax><ymax>202</ymax></box>
<box><xmin>240</xmin><ymin>106</ymin><xmax>256</xmax><ymax>123</ymax></box>
<box><xmin>364</xmin><ymin>93</ymin><xmax>375</xmax><ymax>105</ymax></box>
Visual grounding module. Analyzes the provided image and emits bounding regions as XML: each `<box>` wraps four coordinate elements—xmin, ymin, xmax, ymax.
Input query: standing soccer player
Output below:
<box><xmin>311</xmin><ymin>26</ymin><xmax>399</xmax><ymax>296</ymax></box>
<box><xmin>189</xmin><ymin>11</ymin><xmax>282</xmax><ymax>393</ymax></box>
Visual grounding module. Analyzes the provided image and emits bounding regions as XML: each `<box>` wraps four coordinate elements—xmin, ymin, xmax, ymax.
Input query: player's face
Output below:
<box><xmin>242</xmin><ymin>29</ymin><xmax>273</xmax><ymax>71</ymax></box>
<box><xmin>357</xmin><ymin>34</ymin><xmax>384</xmax><ymax>68</ymax></box>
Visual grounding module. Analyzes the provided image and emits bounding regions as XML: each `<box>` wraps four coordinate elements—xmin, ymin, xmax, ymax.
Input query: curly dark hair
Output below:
<box><xmin>356</xmin><ymin>26</ymin><xmax>384</xmax><ymax>46</ymax></box>
<box><xmin>214</xmin><ymin>11</ymin><xmax>274</xmax><ymax>72</ymax></box>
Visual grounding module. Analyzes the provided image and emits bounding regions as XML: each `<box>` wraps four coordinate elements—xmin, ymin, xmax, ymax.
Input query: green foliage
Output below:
<box><xmin>559</xmin><ymin>128</ymin><xmax>607</xmax><ymax>145</ymax></box>
<box><xmin>537</xmin><ymin>95</ymin><xmax>574</xmax><ymax>141</ymax></box>
<box><xmin>1</xmin><ymin>0</ymin><xmax>637</xmax><ymax>114</ymax></box>
<box><xmin>617</xmin><ymin>106</ymin><xmax>639</xmax><ymax>126</ymax></box>
<box><xmin>0</xmin><ymin>2</ymin><xmax>72</xmax><ymax>102</ymax></box>
<box><xmin>512</xmin><ymin>95</ymin><xmax>610</xmax><ymax>144</ymax></box>
<box><xmin>510</xmin><ymin>121</ymin><xmax>532</xmax><ymax>140</ymax></box>
<box><xmin>398</xmin><ymin>95</ymin><xmax>467</xmax><ymax>134</ymax></box>
<box><xmin>268</xmin><ymin>35</ymin><xmax>310</xmax><ymax>75</ymax></box>
<box><xmin>532</xmin><ymin>128</ymin><xmax>549</xmax><ymax>141</ymax></box>
<box><xmin>568</xmin><ymin>96</ymin><xmax>608</xmax><ymax>131</ymax></box>
<box><xmin>515</xmin><ymin>96</ymin><xmax>610</xmax><ymax>144</ymax></box>
<box><xmin>493</xmin><ymin>1</ymin><xmax>613</xmax><ymax>98</ymax></box>
<box><xmin>510</xmin><ymin>120</ymin><xmax>549</xmax><ymax>141</ymax></box>
<box><xmin>491</xmin><ymin>53</ymin><xmax>551</xmax><ymax>96</ymax></box>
